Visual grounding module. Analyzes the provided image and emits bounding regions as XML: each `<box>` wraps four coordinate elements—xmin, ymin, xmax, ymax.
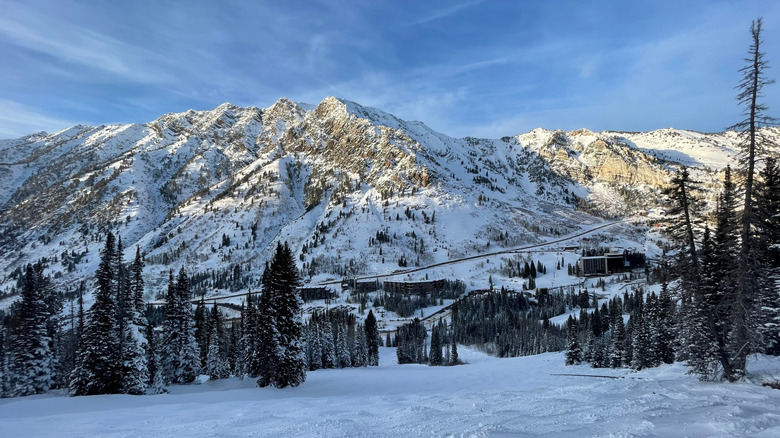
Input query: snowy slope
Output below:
<box><xmin>1</xmin><ymin>347</ymin><xmax>779</xmax><ymax>437</ymax></box>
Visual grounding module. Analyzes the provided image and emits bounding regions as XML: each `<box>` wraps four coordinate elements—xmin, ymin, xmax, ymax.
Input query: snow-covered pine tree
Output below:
<box><xmin>346</xmin><ymin>319</ymin><xmax>357</xmax><ymax>365</ymax></box>
<box><xmin>254</xmin><ymin>286</ymin><xmax>277</xmax><ymax>378</ymax></box>
<box><xmin>304</xmin><ymin>322</ymin><xmax>321</xmax><ymax>371</ymax></box>
<box><xmin>353</xmin><ymin>327</ymin><xmax>368</xmax><ymax>367</ymax></box>
<box><xmin>257</xmin><ymin>242</ymin><xmax>306</xmax><ymax>388</ymax></box>
<box><xmin>70</xmin><ymin>233</ymin><xmax>122</xmax><ymax>396</ymax></box>
<box><xmin>194</xmin><ymin>298</ymin><xmax>209</xmax><ymax>369</ymax></box>
<box><xmin>160</xmin><ymin>269</ymin><xmax>200</xmax><ymax>385</ymax></box>
<box><xmin>364</xmin><ymin>309</ymin><xmax>380</xmax><ymax>366</ymax></box>
<box><xmin>10</xmin><ymin>264</ymin><xmax>56</xmax><ymax>396</ymax></box>
<box><xmin>1</xmin><ymin>318</ymin><xmax>11</xmax><ymax>397</ymax></box>
<box><xmin>336</xmin><ymin>323</ymin><xmax>352</xmax><ymax>368</ymax></box>
<box><xmin>429</xmin><ymin>325</ymin><xmax>443</xmax><ymax>366</ymax></box>
<box><xmin>755</xmin><ymin>158</ymin><xmax>780</xmax><ymax>354</ymax></box>
<box><xmin>320</xmin><ymin>318</ymin><xmax>336</xmax><ymax>369</ymax></box>
<box><xmin>450</xmin><ymin>337</ymin><xmax>459</xmax><ymax>365</ymax></box>
<box><xmin>117</xmin><ymin>242</ymin><xmax>148</xmax><ymax>395</ymax></box>
<box><xmin>145</xmin><ymin>323</ymin><xmax>166</xmax><ymax>394</ymax></box>
<box><xmin>644</xmin><ymin>292</ymin><xmax>662</xmax><ymax>368</ymax></box>
<box><xmin>566</xmin><ymin>315</ymin><xmax>582</xmax><ymax>365</ymax></box>
<box><xmin>608</xmin><ymin>314</ymin><xmax>626</xmax><ymax>368</ymax></box>
<box><xmin>206</xmin><ymin>326</ymin><xmax>229</xmax><ymax>380</ymax></box>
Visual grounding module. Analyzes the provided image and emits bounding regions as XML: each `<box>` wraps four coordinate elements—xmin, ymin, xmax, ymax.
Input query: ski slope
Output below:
<box><xmin>2</xmin><ymin>348</ymin><xmax>779</xmax><ymax>437</ymax></box>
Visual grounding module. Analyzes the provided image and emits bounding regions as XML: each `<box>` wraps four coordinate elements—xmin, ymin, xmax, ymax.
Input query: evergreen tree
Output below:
<box><xmin>206</xmin><ymin>326</ymin><xmax>230</xmax><ymax>380</ymax></box>
<box><xmin>353</xmin><ymin>328</ymin><xmax>368</xmax><ymax>367</ymax></box>
<box><xmin>194</xmin><ymin>298</ymin><xmax>209</xmax><ymax>369</ymax></box>
<box><xmin>145</xmin><ymin>323</ymin><xmax>166</xmax><ymax>394</ymax></box>
<box><xmin>10</xmin><ymin>264</ymin><xmax>55</xmax><ymax>396</ymax></box>
<box><xmin>662</xmin><ymin>167</ymin><xmax>701</xmax><ymax>281</ymax></box>
<box><xmin>335</xmin><ymin>323</ymin><xmax>352</xmax><ymax>368</ymax></box>
<box><xmin>364</xmin><ymin>310</ymin><xmax>380</xmax><ymax>366</ymax></box>
<box><xmin>1</xmin><ymin>318</ymin><xmax>11</xmax><ymax>397</ymax></box>
<box><xmin>754</xmin><ymin>157</ymin><xmax>780</xmax><ymax>354</ymax></box>
<box><xmin>609</xmin><ymin>315</ymin><xmax>626</xmax><ymax>368</ymax></box>
<box><xmin>257</xmin><ymin>242</ymin><xmax>306</xmax><ymax>388</ymax></box>
<box><xmin>728</xmin><ymin>17</ymin><xmax>776</xmax><ymax>381</ymax></box>
<box><xmin>320</xmin><ymin>318</ymin><xmax>336</xmax><ymax>368</ymax></box>
<box><xmin>429</xmin><ymin>325</ymin><xmax>443</xmax><ymax>366</ymax></box>
<box><xmin>450</xmin><ymin>337</ymin><xmax>459</xmax><ymax>365</ymax></box>
<box><xmin>565</xmin><ymin>317</ymin><xmax>583</xmax><ymax>366</ymax></box>
<box><xmin>117</xmin><ymin>242</ymin><xmax>148</xmax><ymax>395</ymax></box>
<box><xmin>70</xmin><ymin>233</ymin><xmax>122</xmax><ymax>396</ymax></box>
<box><xmin>160</xmin><ymin>269</ymin><xmax>200</xmax><ymax>385</ymax></box>
<box><xmin>241</xmin><ymin>292</ymin><xmax>263</xmax><ymax>378</ymax></box>
<box><xmin>306</xmin><ymin>322</ymin><xmax>322</xmax><ymax>371</ymax></box>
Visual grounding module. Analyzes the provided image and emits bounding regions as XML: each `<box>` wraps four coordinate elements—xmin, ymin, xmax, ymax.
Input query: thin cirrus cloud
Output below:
<box><xmin>0</xmin><ymin>0</ymin><xmax>779</xmax><ymax>140</ymax></box>
<box><xmin>0</xmin><ymin>100</ymin><xmax>79</xmax><ymax>139</ymax></box>
<box><xmin>0</xmin><ymin>13</ymin><xmax>173</xmax><ymax>85</ymax></box>
<box><xmin>404</xmin><ymin>0</ymin><xmax>485</xmax><ymax>26</ymax></box>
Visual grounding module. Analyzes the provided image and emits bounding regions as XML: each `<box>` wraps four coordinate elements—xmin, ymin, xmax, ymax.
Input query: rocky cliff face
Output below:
<box><xmin>0</xmin><ymin>96</ymin><xmax>776</xmax><ymax>302</ymax></box>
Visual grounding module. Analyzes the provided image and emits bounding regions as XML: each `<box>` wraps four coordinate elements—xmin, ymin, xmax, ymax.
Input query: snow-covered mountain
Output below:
<box><xmin>0</xmin><ymin>97</ymin><xmax>777</xmax><ymax>304</ymax></box>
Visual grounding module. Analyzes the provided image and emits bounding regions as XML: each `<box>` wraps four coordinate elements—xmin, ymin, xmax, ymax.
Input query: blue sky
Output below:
<box><xmin>1</xmin><ymin>0</ymin><xmax>779</xmax><ymax>139</ymax></box>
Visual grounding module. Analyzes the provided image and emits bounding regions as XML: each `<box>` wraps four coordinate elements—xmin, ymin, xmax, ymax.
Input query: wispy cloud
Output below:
<box><xmin>0</xmin><ymin>12</ymin><xmax>173</xmax><ymax>85</ymax></box>
<box><xmin>405</xmin><ymin>0</ymin><xmax>485</xmax><ymax>26</ymax></box>
<box><xmin>0</xmin><ymin>100</ymin><xmax>79</xmax><ymax>139</ymax></box>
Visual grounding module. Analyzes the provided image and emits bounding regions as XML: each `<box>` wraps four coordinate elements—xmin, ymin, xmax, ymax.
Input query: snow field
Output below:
<box><xmin>2</xmin><ymin>347</ymin><xmax>779</xmax><ymax>437</ymax></box>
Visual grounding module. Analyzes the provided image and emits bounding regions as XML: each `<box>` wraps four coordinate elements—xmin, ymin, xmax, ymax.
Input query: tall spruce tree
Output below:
<box><xmin>257</xmin><ymin>242</ymin><xmax>306</xmax><ymax>388</ymax></box>
<box><xmin>117</xmin><ymin>243</ymin><xmax>148</xmax><ymax>395</ymax></box>
<box><xmin>160</xmin><ymin>269</ymin><xmax>200</xmax><ymax>384</ymax></box>
<box><xmin>70</xmin><ymin>232</ymin><xmax>122</xmax><ymax>396</ymax></box>
<box><xmin>364</xmin><ymin>309</ymin><xmax>380</xmax><ymax>366</ymax></box>
<box><xmin>11</xmin><ymin>264</ymin><xmax>55</xmax><ymax>396</ymax></box>
<box><xmin>756</xmin><ymin>158</ymin><xmax>780</xmax><ymax>353</ymax></box>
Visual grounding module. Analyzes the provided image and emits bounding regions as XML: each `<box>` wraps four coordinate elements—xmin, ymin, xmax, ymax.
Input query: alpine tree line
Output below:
<box><xmin>564</xmin><ymin>19</ymin><xmax>780</xmax><ymax>381</ymax></box>
<box><xmin>564</xmin><ymin>286</ymin><xmax>676</xmax><ymax>370</ymax></box>
<box><xmin>303</xmin><ymin>308</ymin><xmax>380</xmax><ymax>370</ymax></box>
<box><xmin>393</xmin><ymin>287</ymin><xmax>577</xmax><ymax>365</ymax></box>
<box><xmin>0</xmin><ymin>235</ymin><xmax>315</xmax><ymax>398</ymax></box>
<box><xmin>661</xmin><ymin>18</ymin><xmax>780</xmax><ymax>381</ymax></box>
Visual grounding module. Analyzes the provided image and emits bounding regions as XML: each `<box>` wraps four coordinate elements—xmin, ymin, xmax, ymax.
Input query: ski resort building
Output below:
<box><xmin>579</xmin><ymin>253</ymin><xmax>628</xmax><ymax>276</ymax></box>
<box><xmin>297</xmin><ymin>286</ymin><xmax>336</xmax><ymax>302</ymax></box>
<box><xmin>382</xmin><ymin>279</ymin><xmax>446</xmax><ymax>295</ymax></box>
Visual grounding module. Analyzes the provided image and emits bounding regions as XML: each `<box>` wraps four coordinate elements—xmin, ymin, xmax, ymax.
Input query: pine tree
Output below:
<box><xmin>450</xmin><ymin>337</ymin><xmax>459</xmax><ymax>365</ymax></box>
<box><xmin>257</xmin><ymin>242</ymin><xmax>306</xmax><ymax>388</ymax></box>
<box><xmin>609</xmin><ymin>315</ymin><xmax>626</xmax><ymax>368</ymax></box>
<box><xmin>194</xmin><ymin>298</ymin><xmax>208</xmax><ymax>369</ymax></box>
<box><xmin>756</xmin><ymin>158</ymin><xmax>780</xmax><ymax>353</ymax></box>
<box><xmin>429</xmin><ymin>325</ymin><xmax>443</xmax><ymax>366</ymax></box>
<box><xmin>117</xmin><ymin>243</ymin><xmax>148</xmax><ymax>395</ymax></box>
<box><xmin>336</xmin><ymin>323</ymin><xmax>352</xmax><ymax>368</ymax></box>
<box><xmin>145</xmin><ymin>323</ymin><xmax>166</xmax><ymax>394</ymax></box>
<box><xmin>306</xmin><ymin>322</ymin><xmax>322</xmax><ymax>371</ymax></box>
<box><xmin>364</xmin><ymin>310</ymin><xmax>380</xmax><ymax>366</ymax></box>
<box><xmin>321</xmin><ymin>318</ymin><xmax>336</xmax><ymax>368</ymax></box>
<box><xmin>206</xmin><ymin>326</ymin><xmax>229</xmax><ymax>380</ymax></box>
<box><xmin>9</xmin><ymin>264</ymin><xmax>55</xmax><ymax>396</ymax></box>
<box><xmin>241</xmin><ymin>292</ymin><xmax>263</xmax><ymax>378</ymax></box>
<box><xmin>565</xmin><ymin>317</ymin><xmax>583</xmax><ymax>366</ymax></box>
<box><xmin>728</xmin><ymin>17</ymin><xmax>777</xmax><ymax>381</ymax></box>
<box><xmin>353</xmin><ymin>328</ymin><xmax>368</xmax><ymax>367</ymax></box>
<box><xmin>70</xmin><ymin>233</ymin><xmax>122</xmax><ymax>396</ymax></box>
<box><xmin>1</xmin><ymin>318</ymin><xmax>11</xmax><ymax>397</ymax></box>
<box><xmin>160</xmin><ymin>269</ymin><xmax>200</xmax><ymax>385</ymax></box>
<box><xmin>662</xmin><ymin>167</ymin><xmax>701</xmax><ymax>282</ymax></box>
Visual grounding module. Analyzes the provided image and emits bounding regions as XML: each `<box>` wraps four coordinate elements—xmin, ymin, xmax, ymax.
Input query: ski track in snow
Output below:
<box><xmin>2</xmin><ymin>348</ymin><xmax>779</xmax><ymax>437</ymax></box>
